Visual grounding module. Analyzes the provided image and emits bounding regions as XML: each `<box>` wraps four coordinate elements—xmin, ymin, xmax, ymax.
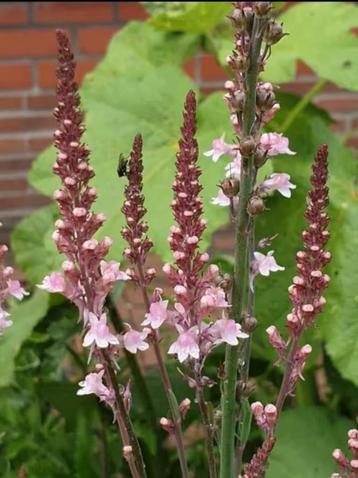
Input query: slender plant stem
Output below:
<box><xmin>136</xmin><ymin>263</ymin><xmax>189</xmax><ymax>478</ymax></box>
<box><xmin>102</xmin><ymin>349</ymin><xmax>147</xmax><ymax>478</ymax></box>
<box><xmin>106</xmin><ymin>295</ymin><xmax>158</xmax><ymax>432</ymax></box>
<box><xmin>275</xmin><ymin>335</ymin><xmax>301</xmax><ymax>415</ymax></box>
<box><xmin>220</xmin><ymin>17</ymin><xmax>265</xmax><ymax>478</ymax></box>
<box><xmin>280</xmin><ymin>79</ymin><xmax>326</xmax><ymax>133</ymax></box>
<box><xmin>195</xmin><ymin>374</ymin><xmax>218</xmax><ymax>478</ymax></box>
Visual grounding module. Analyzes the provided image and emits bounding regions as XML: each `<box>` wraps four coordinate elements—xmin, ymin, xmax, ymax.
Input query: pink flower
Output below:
<box><xmin>77</xmin><ymin>369</ymin><xmax>111</xmax><ymax>400</ymax></box>
<box><xmin>252</xmin><ymin>250</ymin><xmax>285</xmax><ymax>277</ymax></box>
<box><xmin>0</xmin><ymin>307</ymin><xmax>12</xmax><ymax>335</ymax></box>
<box><xmin>200</xmin><ymin>286</ymin><xmax>229</xmax><ymax>309</ymax></box>
<box><xmin>142</xmin><ymin>298</ymin><xmax>168</xmax><ymax>329</ymax></box>
<box><xmin>83</xmin><ymin>312</ymin><xmax>119</xmax><ymax>348</ymax></box>
<box><xmin>168</xmin><ymin>329</ymin><xmax>200</xmax><ymax>363</ymax></box>
<box><xmin>7</xmin><ymin>280</ymin><xmax>29</xmax><ymax>300</ymax></box>
<box><xmin>100</xmin><ymin>260</ymin><xmax>129</xmax><ymax>284</ymax></box>
<box><xmin>204</xmin><ymin>134</ymin><xmax>237</xmax><ymax>162</ymax></box>
<box><xmin>212</xmin><ymin>318</ymin><xmax>248</xmax><ymax>346</ymax></box>
<box><xmin>38</xmin><ymin>272</ymin><xmax>65</xmax><ymax>293</ymax></box>
<box><xmin>260</xmin><ymin>173</ymin><xmax>296</xmax><ymax>198</ymax></box>
<box><xmin>123</xmin><ymin>328</ymin><xmax>149</xmax><ymax>354</ymax></box>
<box><xmin>211</xmin><ymin>188</ymin><xmax>231</xmax><ymax>207</ymax></box>
<box><xmin>225</xmin><ymin>156</ymin><xmax>241</xmax><ymax>179</ymax></box>
<box><xmin>260</xmin><ymin>133</ymin><xmax>295</xmax><ymax>157</ymax></box>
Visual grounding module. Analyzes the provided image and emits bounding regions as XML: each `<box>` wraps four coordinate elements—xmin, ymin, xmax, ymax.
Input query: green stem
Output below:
<box><xmin>219</xmin><ymin>17</ymin><xmax>265</xmax><ymax>478</ymax></box>
<box><xmin>280</xmin><ymin>79</ymin><xmax>326</xmax><ymax>133</ymax></box>
<box><xmin>106</xmin><ymin>295</ymin><xmax>158</xmax><ymax>433</ymax></box>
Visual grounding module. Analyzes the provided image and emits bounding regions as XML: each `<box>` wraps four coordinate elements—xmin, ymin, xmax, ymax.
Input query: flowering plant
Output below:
<box><xmin>2</xmin><ymin>2</ymin><xmax>358</xmax><ymax>478</ymax></box>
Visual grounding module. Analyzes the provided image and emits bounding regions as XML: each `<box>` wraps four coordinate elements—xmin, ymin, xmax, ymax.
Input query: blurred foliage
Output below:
<box><xmin>4</xmin><ymin>2</ymin><xmax>358</xmax><ymax>476</ymax></box>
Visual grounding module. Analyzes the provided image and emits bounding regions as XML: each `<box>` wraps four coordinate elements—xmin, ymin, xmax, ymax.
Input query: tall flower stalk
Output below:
<box><xmin>217</xmin><ymin>4</ymin><xmax>287</xmax><ymax>476</ymax></box>
<box><xmin>39</xmin><ymin>30</ymin><xmax>146</xmax><ymax>478</ymax></box>
<box><xmin>121</xmin><ymin>133</ymin><xmax>189</xmax><ymax>477</ymax></box>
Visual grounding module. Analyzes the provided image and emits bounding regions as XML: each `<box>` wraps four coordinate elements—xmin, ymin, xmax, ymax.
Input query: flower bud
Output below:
<box><xmin>179</xmin><ymin>398</ymin><xmax>191</xmax><ymax>418</ymax></box>
<box><xmin>254</xmin><ymin>2</ymin><xmax>272</xmax><ymax>16</ymax></box>
<box><xmin>254</xmin><ymin>146</ymin><xmax>268</xmax><ymax>168</ymax></box>
<box><xmin>242</xmin><ymin>315</ymin><xmax>258</xmax><ymax>333</ymax></box>
<box><xmin>265</xmin><ymin>21</ymin><xmax>286</xmax><ymax>46</ymax></box>
<box><xmin>239</xmin><ymin>136</ymin><xmax>256</xmax><ymax>156</ymax></box>
<box><xmin>247</xmin><ymin>195</ymin><xmax>266</xmax><ymax>216</ymax></box>
<box><xmin>220</xmin><ymin>178</ymin><xmax>240</xmax><ymax>198</ymax></box>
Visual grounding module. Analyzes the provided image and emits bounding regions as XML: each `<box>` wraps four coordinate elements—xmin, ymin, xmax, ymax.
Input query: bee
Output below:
<box><xmin>117</xmin><ymin>153</ymin><xmax>129</xmax><ymax>178</ymax></box>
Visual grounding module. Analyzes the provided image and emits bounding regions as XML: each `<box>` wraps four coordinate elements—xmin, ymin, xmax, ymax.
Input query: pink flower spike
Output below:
<box><xmin>211</xmin><ymin>188</ymin><xmax>231</xmax><ymax>207</ymax></box>
<box><xmin>201</xmin><ymin>286</ymin><xmax>230</xmax><ymax>309</ymax></box>
<box><xmin>260</xmin><ymin>173</ymin><xmax>296</xmax><ymax>198</ymax></box>
<box><xmin>83</xmin><ymin>312</ymin><xmax>119</xmax><ymax>348</ymax></box>
<box><xmin>142</xmin><ymin>298</ymin><xmax>169</xmax><ymax>329</ymax></box>
<box><xmin>260</xmin><ymin>132</ymin><xmax>295</xmax><ymax>157</ymax></box>
<box><xmin>123</xmin><ymin>328</ymin><xmax>149</xmax><ymax>354</ymax></box>
<box><xmin>7</xmin><ymin>280</ymin><xmax>29</xmax><ymax>300</ymax></box>
<box><xmin>213</xmin><ymin>318</ymin><xmax>248</xmax><ymax>346</ymax></box>
<box><xmin>204</xmin><ymin>134</ymin><xmax>236</xmax><ymax>162</ymax></box>
<box><xmin>77</xmin><ymin>369</ymin><xmax>111</xmax><ymax>399</ymax></box>
<box><xmin>100</xmin><ymin>260</ymin><xmax>129</xmax><ymax>284</ymax></box>
<box><xmin>168</xmin><ymin>330</ymin><xmax>200</xmax><ymax>363</ymax></box>
<box><xmin>252</xmin><ymin>250</ymin><xmax>285</xmax><ymax>277</ymax></box>
<box><xmin>37</xmin><ymin>272</ymin><xmax>65</xmax><ymax>293</ymax></box>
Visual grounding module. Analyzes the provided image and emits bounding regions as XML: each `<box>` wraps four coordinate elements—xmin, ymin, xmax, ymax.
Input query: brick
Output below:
<box><xmin>78</xmin><ymin>26</ymin><xmax>118</xmax><ymax>54</ymax></box>
<box><xmin>0</xmin><ymin>30</ymin><xmax>58</xmax><ymax>58</ymax></box>
<box><xmin>0</xmin><ymin>4</ymin><xmax>28</xmax><ymax>26</ymax></box>
<box><xmin>37</xmin><ymin>59</ymin><xmax>97</xmax><ymax>88</ymax></box>
<box><xmin>0</xmin><ymin>115</ymin><xmax>55</xmax><ymax>133</ymax></box>
<box><xmin>0</xmin><ymin>139</ymin><xmax>27</xmax><ymax>155</ymax></box>
<box><xmin>118</xmin><ymin>2</ymin><xmax>148</xmax><ymax>21</ymax></box>
<box><xmin>0</xmin><ymin>177</ymin><xmax>28</xmax><ymax>192</ymax></box>
<box><xmin>296</xmin><ymin>60</ymin><xmax>315</xmax><ymax>77</ymax></box>
<box><xmin>200</xmin><ymin>54</ymin><xmax>228</xmax><ymax>82</ymax></box>
<box><xmin>33</xmin><ymin>2</ymin><xmax>113</xmax><ymax>24</ymax></box>
<box><xmin>0</xmin><ymin>193</ymin><xmax>50</xmax><ymax>210</ymax></box>
<box><xmin>0</xmin><ymin>158</ymin><xmax>33</xmax><ymax>173</ymax></box>
<box><xmin>28</xmin><ymin>136</ymin><xmax>52</xmax><ymax>152</ymax></box>
<box><xmin>0</xmin><ymin>96</ymin><xmax>24</xmax><ymax>110</ymax></box>
<box><xmin>27</xmin><ymin>93</ymin><xmax>55</xmax><ymax>110</ymax></box>
<box><xmin>0</xmin><ymin>64</ymin><xmax>32</xmax><ymax>89</ymax></box>
<box><xmin>183</xmin><ymin>58</ymin><xmax>195</xmax><ymax>79</ymax></box>
<box><xmin>314</xmin><ymin>96</ymin><xmax>358</xmax><ymax>113</ymax></box>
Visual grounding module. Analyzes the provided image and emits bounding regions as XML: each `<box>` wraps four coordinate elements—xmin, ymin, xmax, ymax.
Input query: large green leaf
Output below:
<box><xmin>266</xmin><ymin>407</ymin><xmax>351</xmax><ymax>478</ymax></box>
<box><xmin>265</xmin><ymin>2</ymin><xmax>358</xmax><ymax>90</ymax></box>
<box><xmin>11</xmin><ymin>205</ymin><xmax>60</xmax><ymax>284</ymax></box>
<box><xmin>0</xmin><ymin>291</ymin><xmax>49</xmax><ymax>387</ymax></box>
<box><xmin>147</xmin><ymin>2</ymin><xmax>231</xmax><ymax>34</ymax></box>
<box><xmin>28</xmin><ymin>24</ymin><xmax>231</xmax><ymax>267</ymax></box>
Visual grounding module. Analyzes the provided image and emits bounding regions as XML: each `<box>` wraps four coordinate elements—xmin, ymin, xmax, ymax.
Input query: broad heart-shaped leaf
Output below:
<box><xmin>0</xmin><ymin>290</ymin><xmax>49</xmax><ymax>387</ymax></box>
<box><xmin>10</xmin><ymin>205</ymin><xmax>61</xmax><ymax>284</ymax></box>
<box><xmin>147</xmin><ymin>2</ymin><xmax>231</xmax><ymax>34</ymax></box>
<box><xmin>28</xmin><ymin>60</ymin><xmax>232</xmax><ymax>267</ymax></box>
<box><xmin>266</xmin><ymin>406</ymin><xmax>351</xmax><ymax>478</ymax></box>
<box><xmin>253</xmin><ymin>93</ymin><xmax>358</xmax><ymax>385</ymax></box>
<box><xmin>264</xmin><ymin>2</ymin><xmax>358</xmax><ymax>90</ymax></box>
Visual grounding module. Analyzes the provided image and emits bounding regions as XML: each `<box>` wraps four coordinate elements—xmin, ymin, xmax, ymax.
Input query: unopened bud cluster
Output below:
<box><xmin>331</xmin><ymin>429</ymin><xmax>358</xmax><ymax>478</ymax></box>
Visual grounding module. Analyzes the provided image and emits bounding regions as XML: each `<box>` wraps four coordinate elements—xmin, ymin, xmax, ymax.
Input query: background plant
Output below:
<box><xmin>0</xmin><ymin>2</ymin><xmax>357</xmax><ymax>477</ymax></box>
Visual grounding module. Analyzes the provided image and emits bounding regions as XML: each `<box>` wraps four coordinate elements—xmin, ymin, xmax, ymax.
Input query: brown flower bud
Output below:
<box><xmin>230</xmin><ymin>8</ymin><xmax>246</xmax><ymax>30</ymax></box>
<box><xmin>247</xmin><ymin>195</ymin><xmax>266</xmax><ymax>216</ymax></box>
<box><xmin>265</xmin><ymin>21</ymin><xmax>286</xmax><ymax>46</ymax></box>
<box><xmin>232</xmin><ymin>90</ymin><xmax>245</xmax><ymax>111</ymax></box>
<box><xmin>220</xmin><ymin>178</ymin><xmax>240</xmax><ymax>197</ymax></box>
<box><xmin>254</xmin><ymin>146</ymin><xmax>268</xmax><ymax>168</ymax></box>
<box><xmin>254</xmin><ymin>2</ymin><xmax>272</xmax><ymax>16</ymax></box>
<box><xmin>242</xmin><ymin>315</ymin><xmax>258</xmax><ymax>333</ymax></box>
<box><xmin>239</xmin><ymin>136</ymin><xmax>256</xmax><ymax>156</ymax></box>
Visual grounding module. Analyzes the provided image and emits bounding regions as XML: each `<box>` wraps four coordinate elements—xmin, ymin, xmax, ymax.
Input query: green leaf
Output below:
<box><xmin>265</xmin><ymin>2</ymin><xmax>358</xmax><ymax>90</ymax></box>
<box><xmin>27</xmin><ymin>26</ymin><xmax>231</xmax><ymax>269</ymax></box>
<box><xmin>147</xmin><ymin>2</ymin><xmax>231</xmax><ymax>34</ymax></box>
<box><xmin>11</xmin><ymin>205</ymin><xmax>60</xmax><ymax>284</ymax></box>
<box><xmin>0</xmin><ymin>291</ymin><xmax>49</xmax><ymax>387</ymax></box>
<box><xmin>266</xmin><ymin>407</ymin><xmax>351</xmax><ymax>478</ymax></box>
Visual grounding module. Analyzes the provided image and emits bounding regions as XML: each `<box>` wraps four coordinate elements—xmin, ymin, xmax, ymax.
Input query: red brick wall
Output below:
<box><xmin>0</xmin><ymin>2</ymin><xmax>357</xmax><ymax>245</ymax></box>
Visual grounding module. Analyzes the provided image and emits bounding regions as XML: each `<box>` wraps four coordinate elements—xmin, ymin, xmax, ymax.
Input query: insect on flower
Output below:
<box><xmin>117</xmin><ymin>153</ymin><xmax>129</xmax><ymax>178</ymax></box>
